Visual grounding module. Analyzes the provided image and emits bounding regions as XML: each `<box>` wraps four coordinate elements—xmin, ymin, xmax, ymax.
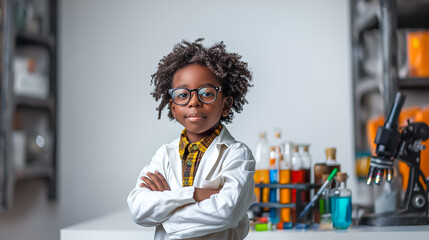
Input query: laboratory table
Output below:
<box><xmin>60</xmin><ymin>209</ymin><xmax>429</xmax><ymax>240</ymax></box>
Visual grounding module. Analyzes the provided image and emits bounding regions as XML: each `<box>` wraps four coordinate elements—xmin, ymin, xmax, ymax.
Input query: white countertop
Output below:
<box><xmin>61</xmin><ymin>209</ymin><xmax>429</xmax><ymax>240</ymax></box>
<box><xmin>60</xmin><ymin>210</ymin><xmax>154</xmax><ymax>240</ymax></box>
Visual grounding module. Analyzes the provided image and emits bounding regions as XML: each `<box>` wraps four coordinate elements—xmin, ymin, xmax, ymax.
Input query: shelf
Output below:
<box><xmin>14</xmin><ymin>95</ymin><xmax>53</xmax><ymax>110</ymax></box>
<box><xmin>251</xmin><ymin>202</ymin><xmax>297</xmax><ymax>209</ymax></box>
<box><xmin>397</xmin><ymin>0</ymin><xmax>429</xmax><ymax>29</ymax></box>
<box><xmin>254</xmin><ymin>183</ymin><xmax>315</xmax><ymax>190</ymax></box>
<box><xmin>15</xmin><ymin>32</ymin><xmax>55</xmax><ymax>50</ymax></box>
<box><xmin>0</xmin><ymin>0</ymin><xmax>58</xmax><ymax>211</ymax></box>
<box><xmin>14</xmin><ymin>165</ymin><xmax>53</xmax><ymax>180</ymax></box>
<box><xmin>354</xmin><ymin>0</ymin><xmax>429</xmax><ymax>35</ymax></box>
<box><xmin>354</xmin><ymin>76</ymin><xmax>429</xmax><ymax>94</ymax></box>
<box><xmin>399</xmin><ymin>77</ymin><xmax>429</xmax><ymax>89</ymax></box>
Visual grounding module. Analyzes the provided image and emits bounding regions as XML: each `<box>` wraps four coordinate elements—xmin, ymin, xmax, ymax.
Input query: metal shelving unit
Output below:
<box><xmin>0</xmin><ymin>0</ymin><xmax>57</xmax><ymax>211</ymax></box>
<box><xmin>351</xmin><ymin>0</ymin><xmax>429</xmax><ymax>154</ymax></box>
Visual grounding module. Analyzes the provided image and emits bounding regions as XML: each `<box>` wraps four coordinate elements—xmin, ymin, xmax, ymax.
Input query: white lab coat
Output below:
<box><xmin>127</xmin><ymin>126</ymin><xmax>256</xmax><ymax>240</ymax></box>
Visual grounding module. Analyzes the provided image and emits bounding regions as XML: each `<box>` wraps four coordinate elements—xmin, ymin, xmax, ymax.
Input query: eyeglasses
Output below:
<box><xmin>168</xmin><ymin>86</ymin><xmax>222</xmax><ymax>105</ymax></box>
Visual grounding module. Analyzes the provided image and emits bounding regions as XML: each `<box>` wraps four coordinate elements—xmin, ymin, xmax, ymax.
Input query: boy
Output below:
<box><xmin>127</xmin><ymin>39</ymin><xmax>255</xmax><ymax>240</ymax></box>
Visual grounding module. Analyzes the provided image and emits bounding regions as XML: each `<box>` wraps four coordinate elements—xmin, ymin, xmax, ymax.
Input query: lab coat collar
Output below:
<box><xmin>169</xmin><ymin>125</ymin><xmax>235</xmax><ymax>185</ymax></box>
<box><xmin>214</xmin><ymin>125</ymin><xmax>235</xmax><ymax>148</ymax></box>
<box><xmin>196</xmin><ymin>126</ymin><xmax>235</xmax><ymax>183</ymax></box>
<box><xmin>169</xmin><ymin>125</ymin><xmax>235</xmax><ymax>149</ymax></box>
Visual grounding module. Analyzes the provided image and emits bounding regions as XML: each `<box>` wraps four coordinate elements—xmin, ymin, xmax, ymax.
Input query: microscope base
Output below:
<box><xmin>360</xmin><ymin>210</ymin><xmax>429</xmax><ymax>226</ymax></box>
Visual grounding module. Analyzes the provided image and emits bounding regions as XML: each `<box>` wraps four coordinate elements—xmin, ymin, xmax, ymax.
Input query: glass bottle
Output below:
<box><xmin>300</xmin><ymin>144</ymin><xmax>312</xmax><ymax>202</ymax></box>
<box><xmin>254</xmin><ymin>132</ymin><xmax>270</xmax><ymax>203</ymax></box>
<box><xmin>314</xmin><ymin>148</ymin><xmax>341</xmax><ymax>191</ymax></box>
<box><xmin>283</xmin><ymin>141</ymin><xmax>293</xmax><ymax>165</ymax></box>
<box><xmin>318</xmin><ymin>174</ymin><xmax>333</xmax><ymax>230</ymax></box>
<box><xmin>326</xmin><ymin>148</ymin><xmax>341</xmax><ymax>190</ymax></box>
<box><xmin>279</xmin><ymin>146</ymin><xmax>292</xmax><ymax>223</ymax></box>
<box><xmin>273</xmin><ymin>127</ymin><xmax>284</xmax><ymax>155</ymax></box>
<box><xmin>291</xmin><ymin>145</ymin><xmax>304</xmax><ymax>202</ymax></box>
<box><xmin>291</xmin><ymin>145</ymin><xmax>304</xmax><ymax>222</ymax></box>
<box><xmin>269</xmin><ymin>146</ymin><xmax>279</xmax><ymax>223</ymax></box>
<box><xmin>313</xmin><ymin>147</ymin><xmax>341</xmax><ymax>223</ymax></box>
<box><xmin>331</xmin><ymin>172</ymin><xmax>352</xmax><ymax>229</ymax></box>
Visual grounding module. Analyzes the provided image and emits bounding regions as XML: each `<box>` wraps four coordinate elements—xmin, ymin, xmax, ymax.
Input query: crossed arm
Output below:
<box><xmin>140</xmin><ymin>171</ymin><xmax>221</xmax><ymax>202</ymax></box>
<box><xmin>128</xmin><ymin>144</ymin><xmax>256</xmax><ymax>239</ymax></box>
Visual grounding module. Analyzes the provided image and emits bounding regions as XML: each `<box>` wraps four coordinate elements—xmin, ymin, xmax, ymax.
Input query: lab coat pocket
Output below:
<box><xmin>201</xmin><ymin>175</ymin><xmax>224</xmax><ymax>189</ymax></box>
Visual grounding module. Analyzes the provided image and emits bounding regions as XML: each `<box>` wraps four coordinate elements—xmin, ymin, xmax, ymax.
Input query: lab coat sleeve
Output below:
<box><xmin>127</xmin><ymin>145</ymin><xmax>196</xmax><ymax>227</ymax></box>
<box><xmin>162</xmin><ymin>143</ymin><xmax>256</xmax><ymax>239</ymax></box>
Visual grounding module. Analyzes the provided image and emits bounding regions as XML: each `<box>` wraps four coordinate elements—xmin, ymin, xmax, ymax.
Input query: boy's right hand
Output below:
<box><xmin>140</xmin><ymin>171</ymin><xmax>171</xmax><ymax>192</ymax></box>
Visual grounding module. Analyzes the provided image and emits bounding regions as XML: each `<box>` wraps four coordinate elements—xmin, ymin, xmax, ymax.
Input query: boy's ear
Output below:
<box><xmin>169</xmin><ymin>99</ymin><xmax>176</xmax><ymax>118</ymax></box>
<box><xmin>222</xmin><ymin>97</ymin><xmax>233</xmax><ymax>117</ymax></box>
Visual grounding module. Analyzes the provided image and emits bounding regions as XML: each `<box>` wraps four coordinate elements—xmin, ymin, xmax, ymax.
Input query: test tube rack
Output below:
<box><xmin>251</xmin><ymin>183</ymin><xmax>316</xmax><ymax>223</ymax></box>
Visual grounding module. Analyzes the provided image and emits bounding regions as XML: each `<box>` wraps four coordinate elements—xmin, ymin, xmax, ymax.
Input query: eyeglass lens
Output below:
<box><xmin>172</xmin><ymin>87</ymin><xmax>218</xmax><ymax>105</ymax></box>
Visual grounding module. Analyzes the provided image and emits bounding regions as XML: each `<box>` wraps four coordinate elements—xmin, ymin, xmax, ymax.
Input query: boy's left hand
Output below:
<box><xmin>140</xmin><ymin>171</ymin><xmax>171</xmax><ymax>191</ymax></box>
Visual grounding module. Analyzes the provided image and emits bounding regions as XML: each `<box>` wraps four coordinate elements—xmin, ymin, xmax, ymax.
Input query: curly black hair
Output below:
<box><xmin>150</xmin><ymin>38</ymin><xmax>253</xmax><ymax>124</ymax></box>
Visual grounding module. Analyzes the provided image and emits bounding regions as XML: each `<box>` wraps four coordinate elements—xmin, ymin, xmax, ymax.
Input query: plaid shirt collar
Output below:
<box><xmin>178</xmin><ymin>124</ymin><xmax>223</xmax><ymax>160</ymax></box>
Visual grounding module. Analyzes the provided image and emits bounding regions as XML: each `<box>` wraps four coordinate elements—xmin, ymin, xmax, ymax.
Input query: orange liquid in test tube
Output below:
<box><xmin>254</xmin><ymin>170</ymin><xmax>261</xmax><ymax>202</ymax></box>
<box><xmin>254</xmin><ymin>169</ymin><xmax>270</xmax><ymax>204</ymax></box>
<box><xmin>279</xmin><ymin>169</ymin><xmax>291</xmax><ymax>222</ymax></box>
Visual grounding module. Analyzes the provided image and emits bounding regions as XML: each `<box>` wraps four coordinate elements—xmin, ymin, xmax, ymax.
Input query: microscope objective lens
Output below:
<box><xmin>374</xmin><ymin>170</ymin><xmax>383</xmax><ymax>185</ymax></box>
<box><xmin>386</xmin><ymin>169</ymin><xmax>393</xmax><ymax>182</ymax></box>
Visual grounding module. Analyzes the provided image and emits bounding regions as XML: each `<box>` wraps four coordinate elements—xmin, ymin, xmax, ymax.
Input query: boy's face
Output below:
<box><xmin>169</xmin><ymin>64</ymin><xmax>232</xmax><ymax>142</ymax></box>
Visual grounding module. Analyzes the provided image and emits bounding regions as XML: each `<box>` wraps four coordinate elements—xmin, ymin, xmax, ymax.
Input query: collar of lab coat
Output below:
<box><xmin>169</xmin><ymin>125</ymin><xmax>236</xmax><ymax>186</ymax></box>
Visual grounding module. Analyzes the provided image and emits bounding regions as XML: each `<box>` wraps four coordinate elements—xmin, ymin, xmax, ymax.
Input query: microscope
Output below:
<box><xmin>360</xmin><ymin>92</ymin><xmax>429</xmax><ymax>226</ymax></box>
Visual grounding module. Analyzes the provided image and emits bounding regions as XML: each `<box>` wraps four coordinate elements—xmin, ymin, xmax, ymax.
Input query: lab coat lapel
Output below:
<box><xmin>194</xmin><ymin>127</ymin><xmax>235</xmax><ymax>185</ymax></box>
<box><xmin>167</xmin><ymin>138</ymin><xmax>183</xmax><ymax>189</ymax></box>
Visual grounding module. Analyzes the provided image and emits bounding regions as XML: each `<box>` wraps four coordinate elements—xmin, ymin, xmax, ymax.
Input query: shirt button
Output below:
<box><xmin>186</xmin><ymin>161</ymin><xmax>192</xmax><ymax>166</ymax></box>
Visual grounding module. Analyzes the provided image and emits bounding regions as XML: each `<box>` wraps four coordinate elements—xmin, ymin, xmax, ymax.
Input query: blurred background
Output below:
<box><xmin>1</xmin><ymin>0</ymin><xmax>427</xmax><ymax>239</ymax></box>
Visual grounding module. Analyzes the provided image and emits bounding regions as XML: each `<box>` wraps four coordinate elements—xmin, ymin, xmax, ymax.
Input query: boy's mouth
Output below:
<box><xmin>185</xmin><ymin>113</ymin><xmax>207</xmax><ymax>121</ymax></box>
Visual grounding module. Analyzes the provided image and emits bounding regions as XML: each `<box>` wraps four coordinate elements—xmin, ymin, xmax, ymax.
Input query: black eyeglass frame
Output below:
<box><xmin>168</xmin><ymin>86</ymin><xmax>222</xmax><ymax>105</ymax></box>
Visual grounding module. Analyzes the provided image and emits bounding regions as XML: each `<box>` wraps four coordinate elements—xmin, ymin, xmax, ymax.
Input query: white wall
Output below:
<box><xmin>59</xmin><ymin>0</ymin><xmax>353</xmax><ymax>225</ymax></box>
<box><xmin>0</xmin><ymin>1</ymin><xmax>353</xmax><ymax>239</ymax></box>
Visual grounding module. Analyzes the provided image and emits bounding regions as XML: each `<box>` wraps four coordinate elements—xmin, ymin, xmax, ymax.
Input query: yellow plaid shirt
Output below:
<box><xmin>179</xmin><ymin>124</ymin><xmax>222</xmax><ymax>187</ymax></box>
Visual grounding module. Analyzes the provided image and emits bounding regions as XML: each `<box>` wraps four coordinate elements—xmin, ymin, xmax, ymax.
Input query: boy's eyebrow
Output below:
<box><xmin>173</xmin><ymin>84</ymin><xmax>189</xmax><ymax>88</ymax></box>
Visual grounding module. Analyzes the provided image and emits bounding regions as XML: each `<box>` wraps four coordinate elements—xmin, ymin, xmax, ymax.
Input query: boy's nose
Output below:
<box><xmin>188</xmin><ymin>91</ymin><xmax>201</xmax><ymax>107</ymax></box>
